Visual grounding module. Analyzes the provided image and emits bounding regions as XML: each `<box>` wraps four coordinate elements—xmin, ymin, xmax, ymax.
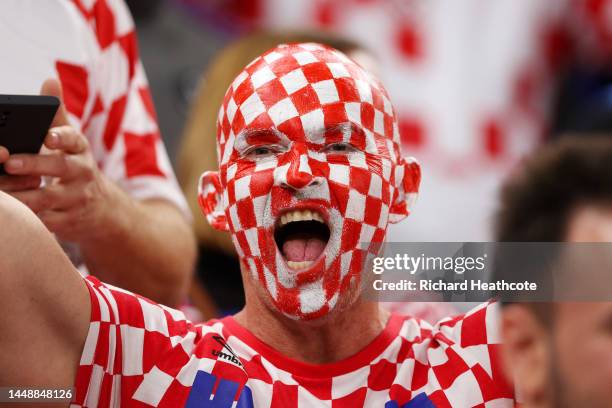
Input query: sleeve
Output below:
<box><xmin>424</xmin><ymin>302</ymin><xmax>515</xmax><ymax>407</ymax></box>
<box><xmin>72</xmin><ymin>276</ymin><xmax>248</xmax><ymax>407</ymax></box>
<box><xmin>63</xmin><ymin>0</ymin><xmax>190</xmax><ymax>218</ymax></box>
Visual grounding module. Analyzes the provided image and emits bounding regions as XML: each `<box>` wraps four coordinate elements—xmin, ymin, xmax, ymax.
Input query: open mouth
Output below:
<box><xmin>274</xmin><ymin>209</ymin><xmax>331</xmax><ymax>271</ymax></box>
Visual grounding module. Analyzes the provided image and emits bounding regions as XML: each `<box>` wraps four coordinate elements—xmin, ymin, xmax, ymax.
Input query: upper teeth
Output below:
<box><xmin>280</xmin><ymin>210</ymin><xmax>324</xmax><ymax>226</ymax></box>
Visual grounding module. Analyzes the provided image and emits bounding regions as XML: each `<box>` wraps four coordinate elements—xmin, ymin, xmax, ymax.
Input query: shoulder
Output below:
<box><xmin>77</xmin><ymin>278</ymin><xmax>249</xmax><ymax>406</ymax></box>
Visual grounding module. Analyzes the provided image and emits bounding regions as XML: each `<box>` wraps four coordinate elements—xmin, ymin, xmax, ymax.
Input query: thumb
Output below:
<box><xmin>40</xmin><ymin>78</ymin><xmax>70</xmax><ymax>127</ymax></box>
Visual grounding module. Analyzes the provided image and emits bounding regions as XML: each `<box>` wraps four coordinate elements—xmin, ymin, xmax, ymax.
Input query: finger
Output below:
<box><xmin>0</xmin><ymin>146</ymin><xmax>8</xmax><ymax>163</ymax></box>
<box><xmin>10</xmin><ymin>182</ymin><xmax>88</xmax><ymax>213</ymax></box>
<box><xmin>0</xmin><ymin>175</ymin><xmax>41</xmax><ymax>192</ymax></box>
<box><xmin>44</xmin><ymin>126</ymin><xmax>88</xmax><ymax>154</ymax></box>
<box><xmin>4</xmin><ymin>153</ymin><xmax>77</xmax><ymax>178</ymax></box>
<box><xmin>40</xmin><ymin>78</ymin><xmax>70</xmax><ymax>127</ymax></box>
<box><xmin>10</xmin><ymin>185</ymin><xmax>66</xmax><ymax>213</ymax></box>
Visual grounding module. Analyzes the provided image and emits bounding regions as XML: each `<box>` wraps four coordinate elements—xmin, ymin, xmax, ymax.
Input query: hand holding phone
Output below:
<box><xmin>0</xmin><ymin>94</ymin><xmax>59</xmax><ymax>174</ymax></box>
<box><xmin>0</xmin><ymin>79</ymin><xmax>116</xmax><ymax>244</ymax></box>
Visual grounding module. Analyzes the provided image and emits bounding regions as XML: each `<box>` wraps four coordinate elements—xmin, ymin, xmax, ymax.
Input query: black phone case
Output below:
<box><xmin>0</xmin><ymin>94</ymin><xmax>60</xmax><ymax>175</ymax></box>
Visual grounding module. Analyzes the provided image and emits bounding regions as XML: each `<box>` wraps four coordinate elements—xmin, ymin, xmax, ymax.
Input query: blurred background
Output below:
<box><xmin>126</xmin><ymin>0</ymin><xmax>612</xmax><ymax>316</ymax></box>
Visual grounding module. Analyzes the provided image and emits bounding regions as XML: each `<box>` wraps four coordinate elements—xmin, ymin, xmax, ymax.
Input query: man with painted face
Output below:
<box><xmin>0</xmin><ymin>44</ymin><xmax>514</xmax><ymax>407</ymax></box>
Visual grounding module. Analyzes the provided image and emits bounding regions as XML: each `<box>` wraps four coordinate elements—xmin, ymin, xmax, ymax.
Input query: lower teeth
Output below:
<box><xmin>287</xmin><ymin>260</ymin><xmax>314</xmax><ymax>270</ymax></box>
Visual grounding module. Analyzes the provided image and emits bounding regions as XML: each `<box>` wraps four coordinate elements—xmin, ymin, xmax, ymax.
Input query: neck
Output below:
<box><xmin>234</xmin><ymin>272</ymin><xmax>389</xmax><ymax>364</ymax></box>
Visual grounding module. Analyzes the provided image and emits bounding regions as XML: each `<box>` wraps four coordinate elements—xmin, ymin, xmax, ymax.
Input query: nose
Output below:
<box><xmin>281</xmin><ymin>144</ymin><xmax>320</xmax><ymax>190</ymax></box>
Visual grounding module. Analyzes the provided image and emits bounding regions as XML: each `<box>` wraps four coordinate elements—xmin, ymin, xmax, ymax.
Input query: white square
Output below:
<box><xmin>252</xmin><ymin>195</ymin><xmax>267</xmax><ymax>226</ymax></box>
<box><xmin>444</xmin><ymin>370</ymin><xmax>484</xmax><ymax>408</ymax></box>
<box><xmin>244</xmin><ymin>227</ymin><xmax>260</xmax><ymax>256</ymax></box>
<box><xmin>328</xmin><ymin>163</ymin><xmax>350</xmax><ymax>185</ymax></box>
<box><xmin>226</xmin><ymin>163</ymin><xmax>238</xmax><ymax>181</ymax></box>
<box><xmin>299</xmin><ymin>43</ymin><xmax>325</xmax><ymax>51</ymax></box>
<box><xmin>232</xmin><ymin>71</ymin><xmax>248</xmax><ymax>90</ymax></box>
<box><xmin>229</xmin><ymin>204</ymin><xmax>242</xmax><ymax>231</ymax></box>
<box><xmin>308</xmin><ymin>150</ymin><xmax>327</xmax><ymax>162</ymax></box>
<box><xmin>217</xmin><ymin>103</ymin><xmax>225</xmax><ymax>123</ymax></box>
<box><xmin>344</xmin><ymin>102</ymin><xmax>361</xmax><ymax>125</ymax></box>
<box><xmin>240</xmin><ymin>92</ymin><xmax>266</xmax><ymax>125</ymax></box>
<box><xmin>355</xmin><ymin>79</ymin><xmax>372</xmax><ymax>103</ymax></box>
<box><xmin>160</xmin><ymin>304</ymin><xmax>187</xmax><ymax>322</ymax></box>
<box><xmin>327</xmin><ymin>62</ymin><xmax>350</xmax><ymax>78</ymax></box>
<box><xmin>363</xmin><ymin>389</ymin><xmax>391</xmax><ymax>407</ymax></box>
<box><xmin>298</xmin><ymin>153</ymin><xmax>311</xmax><ymax>174</ymax></box>
<box><xmin>364</xmin><ymin>129</ymin><xmax>377</xmax><ymax>153</ymax></box>
<box><xmin>378</xmin><ymin>203</ymin><xmax>389</xmax><ymax>229</ymax></box>
<box><xmin>80</xmin><ymin>322</ymin><xmax>100</xmax><ymax>365</ymax></box>
<box><xmin>273</xmin><ymin>162</ymin><xmax>290</xmax><ymax>183</ymax></box>
<box><xmin>138</xmin><ymin>298</ymin><xmax>169</xmax><ymax>336</ymax></box>
<box><xmin>346</xmin><ymin>189</ymin><xmax>366</xmax><ymax>221</ymax></box>
<box><xmin>300</xmin><ymin>108</ymin><xmax>325</xmax><ymax>135</ymax></box>
<box><xmin>85</xmin><ymin>365</ymin><xmax>104</xmax><ymax>408</ymax></box>
<box><xmin>359</xmin><ymin>223</ymin><xmax>376</xmax><ymax>243</ymax></box>
<box><xmin>226</xmin><ymin>98</ymin><xmax>238</xmax><ymax>122</ymax></box>
<box><xmin>381</xmin><ymin>159</ymin><xmax>392</xmax><ymax>181</ymax></box>
<box><xmin>293</xmin><ymin>51</ymin><xmax>318</xmax><ymax>65</ymax></box>
<box><xmin>93</xmin><ymin>289</ymin><xmax>110</xmax><ymax>322</ymax></box>
<box><xmin>382</xmin><ymin>95</ymin><xmax>393</xmax><ymax>115</ymax></box>
<box><xmin>263</xmin><ymin>51</ymin><xmax>283</xmax><ymax>64</ymax></box>
<box><xmin>254</xmin><ymin>157</ymin><xmax>278</xmax><ymax>172</ymax></box>
<box><xmin>348</xmin><ymin>152</ymin><xmax>368</xmax><ymax>169</ymax></box>
<box><xmin>312</xmin><ymin>79</ymin><xmax>340</xmax><ymax>105</ymax></box>
<box><xmin>250</xmin><ymin>66</ymin><xmax>276</xmax><ymax>89</ymax></box>
<box><xmin>120</xmin><ymin>325</ymin><xmax>145</xmax><ymax>375</ymax></box>
<box><xmin>280</xmin><ymin>69</ymin><xmax>308</xmax><ymax>94</ymax></box>
<box><xmin>331</xmin><ymin>365</ymin><xmax>371</xmax><ymax>398</ymax></box>
<box><xmin>298</xmin><ymin>385</ymin><xmax>332</xmax><ymax>407</ymax></box>
<box><xmin>234</xmin><ymin>175</ymin><xmax>252</xmax><ymax>201</ymax></box>
<box><xmin>268</xmin><ymin>97</ymin><xmax>299</xmax><ymax>126</ymax></box>
<box><xmin>175</xmin><ymin>356</ymin><xmax>199</xmax><ymax>387</ymax></box>
<box><xmin>368</xmin><ymin>174</ymin><xmax>383</xmax><ymax>198</ymax></box>
<box><xmin>133</xmin><ymin>366</ymin><xmax>174</xmax><ymax>406</ymax></box>
<box><xmin>373</xmin><ymin>109</ymin><xmax>385</xmax><ymax>135</ymax></box>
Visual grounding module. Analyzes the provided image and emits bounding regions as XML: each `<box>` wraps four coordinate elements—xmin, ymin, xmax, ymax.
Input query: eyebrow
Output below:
<box><xmin>234</xmin><ymin>122</ymin><xmax>372</xmax><ymax>148</ymax></box>
<box><xmin>234</xmin><ymin>128</ymin><xmax>286</xmax><ymax>152</ymax></box>
<box><xmin>309</xmin><ymin>122</ymin><xmax>368</xmax><ymax>144</ymax></box>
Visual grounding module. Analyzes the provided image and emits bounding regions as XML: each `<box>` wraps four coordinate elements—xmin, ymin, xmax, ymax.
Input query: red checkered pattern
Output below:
<box><xmin>1</xmin><ymin>0</ymin><xmax>188</xmax><ymax>215</ymax></box>
<box><xmin>202</xmin><ymin>43</ymin><xmax>420</xmax><ymax>320</ymax></box>
<box><xmin>73</xmin><ymin>277</ymin><xmax>248</xmax><ymax>407</ymax></box>
<box><xmin>74</xmin><ymin>277</ymin><xmax>515</xmax><ymax>407</ymax></box>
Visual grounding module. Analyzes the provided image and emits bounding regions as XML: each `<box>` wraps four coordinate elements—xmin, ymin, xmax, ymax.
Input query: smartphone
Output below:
<box><xmin>0</xmin><ymin>94</ymin><xmax>59</xmax><ymax>175</ymax></box>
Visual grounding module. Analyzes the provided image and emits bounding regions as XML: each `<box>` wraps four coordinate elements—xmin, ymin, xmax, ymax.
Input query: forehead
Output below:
<box><xmin>216</xmin><ymin>43</ymin><xmax>400</xmax><ymax>164</ymax></box>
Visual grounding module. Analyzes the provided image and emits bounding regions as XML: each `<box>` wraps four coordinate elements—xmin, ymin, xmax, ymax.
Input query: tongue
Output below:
<box><xmin>282</xmin><ymin>237</ymin><xmax>326</xmax><ymax>262</ymax></box>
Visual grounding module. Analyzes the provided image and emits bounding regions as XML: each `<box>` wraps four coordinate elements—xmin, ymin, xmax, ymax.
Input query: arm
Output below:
<box><xmin>1</xmin><ymin>80</ymin><xmax>196</xmax><ymax>306</ymax></box>
<box><xmin>0</xmin><ymin>190</ymin><xmax>90</xmax><ymax>390</ymax></box>
<box><xmin>78</xmin><ymin>193</ymin><xmax>196</xmax><ymax>307</ymax></box>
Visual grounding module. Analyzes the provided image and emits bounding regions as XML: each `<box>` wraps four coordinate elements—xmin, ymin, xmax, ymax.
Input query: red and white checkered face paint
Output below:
<box><xmin>200</xmin><ymin>43</ymin><xmax>420</xmax><ymax>320</ymax></box>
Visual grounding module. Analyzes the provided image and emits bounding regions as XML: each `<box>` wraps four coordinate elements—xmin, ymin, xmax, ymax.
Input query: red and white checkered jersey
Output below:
<box><xmin>0</xmin><ymin>0</ymin><xmax>188</xmax><ymax>214</ymax></box>
<box><xmin>74</xmin><ymin>276</ymin><xmax>515</xmax><ymax>407</ymax></box>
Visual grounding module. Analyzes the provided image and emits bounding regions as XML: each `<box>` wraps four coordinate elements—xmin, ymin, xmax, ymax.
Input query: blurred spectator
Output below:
<box><xmin>180</xmin><ymin>0</ymin><xmax>612</xmax><ymax>242</ymax></box>
<box><xmin>0</xmin><ymin>0</ymin><xmax>196</xmax><ymax>306</ymax></box>
<box><xmin>496</xmin><ymin>136</ymin><xmax>612</xmax><ymax>407</ymax></box>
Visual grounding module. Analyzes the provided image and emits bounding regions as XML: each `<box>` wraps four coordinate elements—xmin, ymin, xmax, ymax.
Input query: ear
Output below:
<box><xmin>500</xmin><ymin>305</ymin><xmax>551</xmax><ymax>406</ymax></box>
<box><xmin>198</xmin><ymin>171</ymin><xmax>229</xmax><ymax>232</ymax></box>
<box><xmin>389</xmin><ymin>157</ymin><xmax>421</xmax><ymax>223</ymax></box>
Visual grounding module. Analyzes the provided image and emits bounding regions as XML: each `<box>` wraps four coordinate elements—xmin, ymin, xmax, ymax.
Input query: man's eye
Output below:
<box><xmin>253</xmin><ymin>147</ymin><xmax>272</xmax><ymax>155</ymax></box>
<box><xmin>324</xmin><ymin>143</ymin><xmax>355</xmax><ymax>153</ymax></box>
<box><xmin>245</xmin><ymin>145</ymin><xmax>279</xmax><ymax>158</ymax></box>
